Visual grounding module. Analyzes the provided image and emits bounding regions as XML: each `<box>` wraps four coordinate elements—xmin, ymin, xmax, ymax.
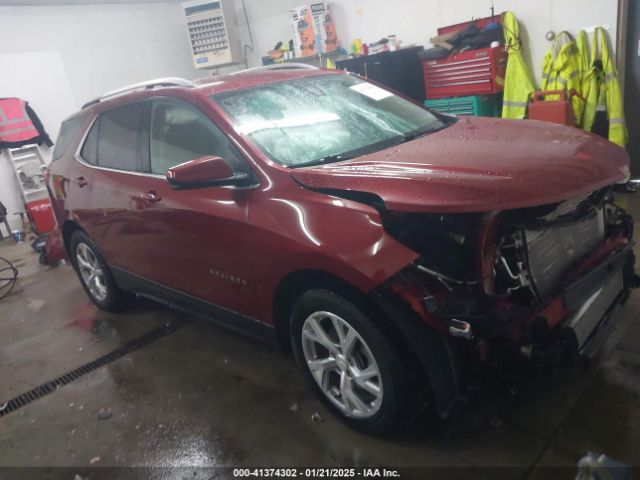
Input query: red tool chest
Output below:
<box><xmin>423</xmin><ymin>47</ymin><xmax>506</xmax><ymax>99</ymax></box>
<box><xmin>423</xmin><ymin>15</ymin><xmax>506</xmax><ymax>99</ymax></box>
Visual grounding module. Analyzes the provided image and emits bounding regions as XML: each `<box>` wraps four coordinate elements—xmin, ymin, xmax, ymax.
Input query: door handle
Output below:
<box><xmin>75</xmin><ymin>176</ymin><xmax>88</xmax><ymax>188</ymax></box>
<box><xmin>136</xmin><ymin>191</ymin><xmax>162</xmax><ymax>203</ymax></box>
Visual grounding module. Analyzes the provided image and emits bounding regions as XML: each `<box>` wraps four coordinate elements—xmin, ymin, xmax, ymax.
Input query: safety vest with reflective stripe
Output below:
<box><xmin>541</xmin><ymin>32</ymin><xmax>585</xmax><ymax>124</ymax></box>
<box><xmin>582</xmin><ymin>27</ymin><xmax>627</xmax><ymax>147</ymax></box>
<box><xmin>501</xmin><ymin>12</ymin><xmax>536</xmax><ymax>119</ymax></box>
<box><xmin>0</xmin><ymin>98</ymin><xmax>40</xmax><ymax>144</ymax></box>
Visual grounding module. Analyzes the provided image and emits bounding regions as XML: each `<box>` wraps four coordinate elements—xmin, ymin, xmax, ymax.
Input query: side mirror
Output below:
<box><xmin>166</xmin><ymin>156</ymin><xmax>249</xmax><ymax>189</ymax></box>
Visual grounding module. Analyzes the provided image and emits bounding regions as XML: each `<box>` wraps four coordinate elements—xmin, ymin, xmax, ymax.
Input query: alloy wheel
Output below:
<box><xmin>301</xmin><ymin>311</ymin><xmax>383</xmax><ymax>418</ymax></box>
<box><xmin>75</xmin><ymin>242</ymin><xmax>108</xmax><ymax>302</ymax></box>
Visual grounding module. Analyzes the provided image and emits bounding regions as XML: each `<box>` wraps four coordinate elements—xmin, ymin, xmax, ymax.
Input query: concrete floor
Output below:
<box><xmin>1</xmin><ymin>196</ymin><xmax>640</xmax><ymax>479</ymax></box>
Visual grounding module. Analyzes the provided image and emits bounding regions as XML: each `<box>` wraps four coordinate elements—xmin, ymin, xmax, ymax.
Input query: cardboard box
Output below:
<box><xmin>289</xmin><ymin>2</ymin><xmax>338</xmax><ymax>58</ymax></box>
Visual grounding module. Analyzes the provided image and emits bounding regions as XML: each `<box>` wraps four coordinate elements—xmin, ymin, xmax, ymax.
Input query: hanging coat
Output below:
<box><xmin>575</xmin><ymin>30</ymin><xmax>592</xmax><ymax>128</ymax></box>
<box><xmin>501</xmin><ymin>11</ymin><xmax>536</xmax><ymax>119</ymax></box>
<box><xmin>0</xmin><ymin>98</ymin><xmax>53</xmax><ymax>149</ymax></box>
<box><xmin>576</xmin><ymin>30</ymin><xmax>590</xmax><ymax>77</ymax></box>
<box><xmin>582</xmin><ymin>27</ymin><xmax>627</xmax><ymax>147</ymax></box>
<box><xmin>541</xmin><ymin>32</ymin><xmax>585</xmax><ymax>124</ymax></box>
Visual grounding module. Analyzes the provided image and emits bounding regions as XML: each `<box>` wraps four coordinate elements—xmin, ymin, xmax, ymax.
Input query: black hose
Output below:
<box><xmin>0</xmin><ymin>257</ymin><xmax>18</xmax><ymax>301</ymax></box>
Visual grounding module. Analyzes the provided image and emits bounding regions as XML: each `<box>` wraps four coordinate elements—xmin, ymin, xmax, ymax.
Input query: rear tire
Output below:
<box><xmin>290</xmin><ymin>289</ymin><xmax>409</xmax><ymax>434</ymax></box>
<box><xmin>70</xmin><ymin>231</ymin><xmax>130</xmax><ymax>312</ymax></box>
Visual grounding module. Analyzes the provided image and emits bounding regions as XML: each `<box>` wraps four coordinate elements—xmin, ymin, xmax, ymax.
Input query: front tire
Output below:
<box><xmin>290</xmin><ymin>289</ymin><xmax>409</xmax><ymax>434</ymax></box>
<box><xmin>70</xmin><ymin>231</ymin><xmax>129</xmax><ymax>312</ymax></box>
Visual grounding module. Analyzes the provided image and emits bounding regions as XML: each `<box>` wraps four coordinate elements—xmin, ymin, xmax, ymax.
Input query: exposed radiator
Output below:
<box><xmin>525</xmin><ymin>209</ymin><xmax>605</xmax><ymax>299</ymax></box>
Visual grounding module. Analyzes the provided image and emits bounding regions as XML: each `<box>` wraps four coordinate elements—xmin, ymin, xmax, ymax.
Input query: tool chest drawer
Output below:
<box><xmin>423</xmin><ymin>46</ymin><xmax>506</xmax><ymax>99</ymax></box>
<box><xmin>425</xmin><ymin>93</ymin><xmax>502</xmax><ymax>117</ymax></box>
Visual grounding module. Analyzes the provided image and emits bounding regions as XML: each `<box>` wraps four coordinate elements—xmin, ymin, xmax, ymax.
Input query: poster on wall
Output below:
<box><xmin>289</xmin><ymin>2</ymin><xmax>339</xmax><ymax>58</ymax></box>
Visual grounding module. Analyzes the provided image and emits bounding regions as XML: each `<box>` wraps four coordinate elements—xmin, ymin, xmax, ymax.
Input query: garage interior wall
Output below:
<box><xmin>239</xmin><ymin>0</ymin><xmax>619</xmax><ymax>74</ymax></box>
<box><xmin>0</xmin><ymin>0</ymin><xmax>621</xmax><ymax>230</ymax></box>
<box><xmin>0</xmin><ymin>1</ymin><xmax>208</xmax><ymax>229</ymax></box>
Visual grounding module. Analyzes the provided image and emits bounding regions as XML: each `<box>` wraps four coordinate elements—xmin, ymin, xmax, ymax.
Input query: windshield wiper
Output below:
<box><xmin>400</xmin><ymin>125</ymin><xmax>443</xmax><ymax>143</ymax></box>
<box><xmin>320</xmin><ymin>153</ymin><xmax>356</xmax><ymax>163</ymax></box>
<box><xmin>402</xmin><ymin>130</ymin><xmax>430</xmax><ymax>142</ymax></box>
<box><xmin>296</xmin><ymin>153</ymin><xmax>356</xmax><ymax>168</ymax></box>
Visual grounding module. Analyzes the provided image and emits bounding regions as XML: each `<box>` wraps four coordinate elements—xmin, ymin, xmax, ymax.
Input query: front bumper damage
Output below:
<box><xmin>393</xmin><ymin>241</ymin><xmax>637</xmax><ymax>363</ymax></box>
<box><xmin>374</xmin><ymin>236</ymin><xmax>637</xmax><ymax>418</ymax></box>
<box><xmin>522</xmin><ymin>243</ymin><xmax>636</xmax><ymax>364</ymax></box>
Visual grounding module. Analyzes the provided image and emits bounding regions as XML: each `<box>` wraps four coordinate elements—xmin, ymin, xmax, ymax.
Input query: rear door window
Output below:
<box><xmin>52</xmin><ymin>113</ymin><xmax>87</xmax><ymax>162</ymax></box>
<box><xmin>95</xmin><ymin>102</ymin><xmax>146</xmax><ymax>171</ymax></box>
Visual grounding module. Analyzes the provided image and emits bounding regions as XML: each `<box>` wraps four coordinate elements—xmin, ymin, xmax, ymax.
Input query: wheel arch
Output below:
<box><xmin>272</xmin><ymin>269</ymin><xmax>424</xmax><ymax>370</ymax></box>
<box><xmin>61</xmin><ymin>220</ymin><xmax>84</xmax><ymax>256</ymax></box>
<box><xmin>272</xmin><ymin>269</ymin><xmax>364</xmax><ymax>352</ymax></box>
<box><xmin>272</xmin><ymin>268</ymin><xmax>462</xmax><ymax>418</ymax></box>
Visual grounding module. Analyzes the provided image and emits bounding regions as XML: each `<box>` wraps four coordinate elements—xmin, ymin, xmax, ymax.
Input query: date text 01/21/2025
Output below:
<box><xmin>232</xmin><ymin>468</ymin><xmax>401</xmax><ymax>478</ymax></box>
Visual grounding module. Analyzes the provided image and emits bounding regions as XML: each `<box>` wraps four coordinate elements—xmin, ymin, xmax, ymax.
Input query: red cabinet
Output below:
<box><xmin>423</xmin><ymin>46</ymin><xmax>506</xmax><ymax>99</ymax></box>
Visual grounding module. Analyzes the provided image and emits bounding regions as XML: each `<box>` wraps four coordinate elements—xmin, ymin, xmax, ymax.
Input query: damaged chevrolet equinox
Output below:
<box><xmin>48</xmin><ymin>66</ymin><xmax>638</xmax><ymax>434</ymax></box>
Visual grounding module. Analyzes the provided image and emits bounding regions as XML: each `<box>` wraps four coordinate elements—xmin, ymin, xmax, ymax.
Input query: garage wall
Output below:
<box><xmin>239</xmin><ymin>0</ymin><xmax>620</xmax><ymax>77</ymax></box>
<box><xmin>0</xmin><ymin>2</ymin><xmax>207</xmax><ymax>230</ymax></box>
<box><xmin>0</xmin><ymin>50</ymin><xmax>78</xmax><ymax>232</ymax></box>
<box><xmin>0</xmin><ymin>0</ymin><xmax>620</xmax><ymax>231</ymax></box>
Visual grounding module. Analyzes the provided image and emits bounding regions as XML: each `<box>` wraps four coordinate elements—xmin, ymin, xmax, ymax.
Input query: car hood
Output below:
<box><xmin>291</xmin><ymin>116</ymin><xmax>630</xmax><ymax>213</ymax></box>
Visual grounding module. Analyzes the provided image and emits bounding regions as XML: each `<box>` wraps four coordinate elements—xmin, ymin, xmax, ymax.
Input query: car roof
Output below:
<box><xmin>69</xmin><ymin>67</ymin><xmax>344</xmax><ymax>122</ymax></box>
<box><xmin>195</xmin><ymin>67</ymin><xmax>341</xmax><ymax>96</ymax></box>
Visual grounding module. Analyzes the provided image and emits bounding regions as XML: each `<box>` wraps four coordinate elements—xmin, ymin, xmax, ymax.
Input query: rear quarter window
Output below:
<box><xmin>51</xmin><ymin>113</ymin><xmax>87</xmax><ymax>162</ymax></box>
<box><xmin>80</xmin><ymin>118</ymin><xmax>98</xmax><ymax>165</ymax></box>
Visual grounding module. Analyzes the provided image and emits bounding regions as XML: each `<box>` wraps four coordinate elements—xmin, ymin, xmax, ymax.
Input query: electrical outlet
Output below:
<box><xmin>356</xmin><ymin>3</ymin><xmax>364</xmax><ymax>17</ymax></box>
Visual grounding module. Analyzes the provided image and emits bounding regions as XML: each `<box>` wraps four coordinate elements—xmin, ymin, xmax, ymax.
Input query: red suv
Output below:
<box><xmin>48</xmin><ymin>65</ymin><xmax>637</xmax><ymax>433</ymax></box>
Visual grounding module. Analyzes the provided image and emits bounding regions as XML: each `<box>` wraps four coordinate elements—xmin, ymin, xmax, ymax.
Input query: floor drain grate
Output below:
<box><xmin>0</xmin><ymin>317</ymin><xmax>193</xmax><ymax>418</ymax></box>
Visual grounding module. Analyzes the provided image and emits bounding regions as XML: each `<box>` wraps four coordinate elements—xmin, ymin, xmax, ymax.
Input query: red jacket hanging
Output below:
<box><xmin>0</xmin><ymin>98</ymin><xmax>53</xmax><ymax>148</ymax></box>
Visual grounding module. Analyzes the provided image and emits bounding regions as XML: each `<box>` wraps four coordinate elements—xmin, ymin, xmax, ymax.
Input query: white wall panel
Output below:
<box><xmin>0</xmin><ymin>51</ymin><xmax>76</xmax><ymax>229</ymax></box>
<box><xmin>0</xmin><ymin>2</ymin><xmax>205</xmax><ymax>229</ymax></box>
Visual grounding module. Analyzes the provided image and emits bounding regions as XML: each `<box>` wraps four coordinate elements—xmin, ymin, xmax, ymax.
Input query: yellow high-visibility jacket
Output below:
<box><xmin>501</xmin><ymin>11</ymin><xmax>536</xmax><ymax>119</ymax></box>
<box><xmin>575</xmin><ymin>30</ymin><xmax>592</xmax><ymax>128</ymax></box>
<box><xmin>541</xmin><ymin>31</ymin><xmax>584</xmax><ymax>124</ymax></box>
<box><xmin>576</xmin><ymin>30</ymin><xmax>590</xmax><ymax>76</ymax></box>
<box><xmin>582</xmin><ymin>27</ymin><xmax>627</xmax><ymax>147</ymax></box>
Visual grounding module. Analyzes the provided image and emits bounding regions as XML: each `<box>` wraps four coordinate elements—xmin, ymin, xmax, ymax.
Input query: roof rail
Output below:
<box><xmin>82</xmin><ymin>77</ymin><xmax>196</xmax><ymax>109</ymax></box>
<box><xmin>229</xmin><ymin>63</ymin><xmax>320</xmax><ymax>75</ymax></box>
